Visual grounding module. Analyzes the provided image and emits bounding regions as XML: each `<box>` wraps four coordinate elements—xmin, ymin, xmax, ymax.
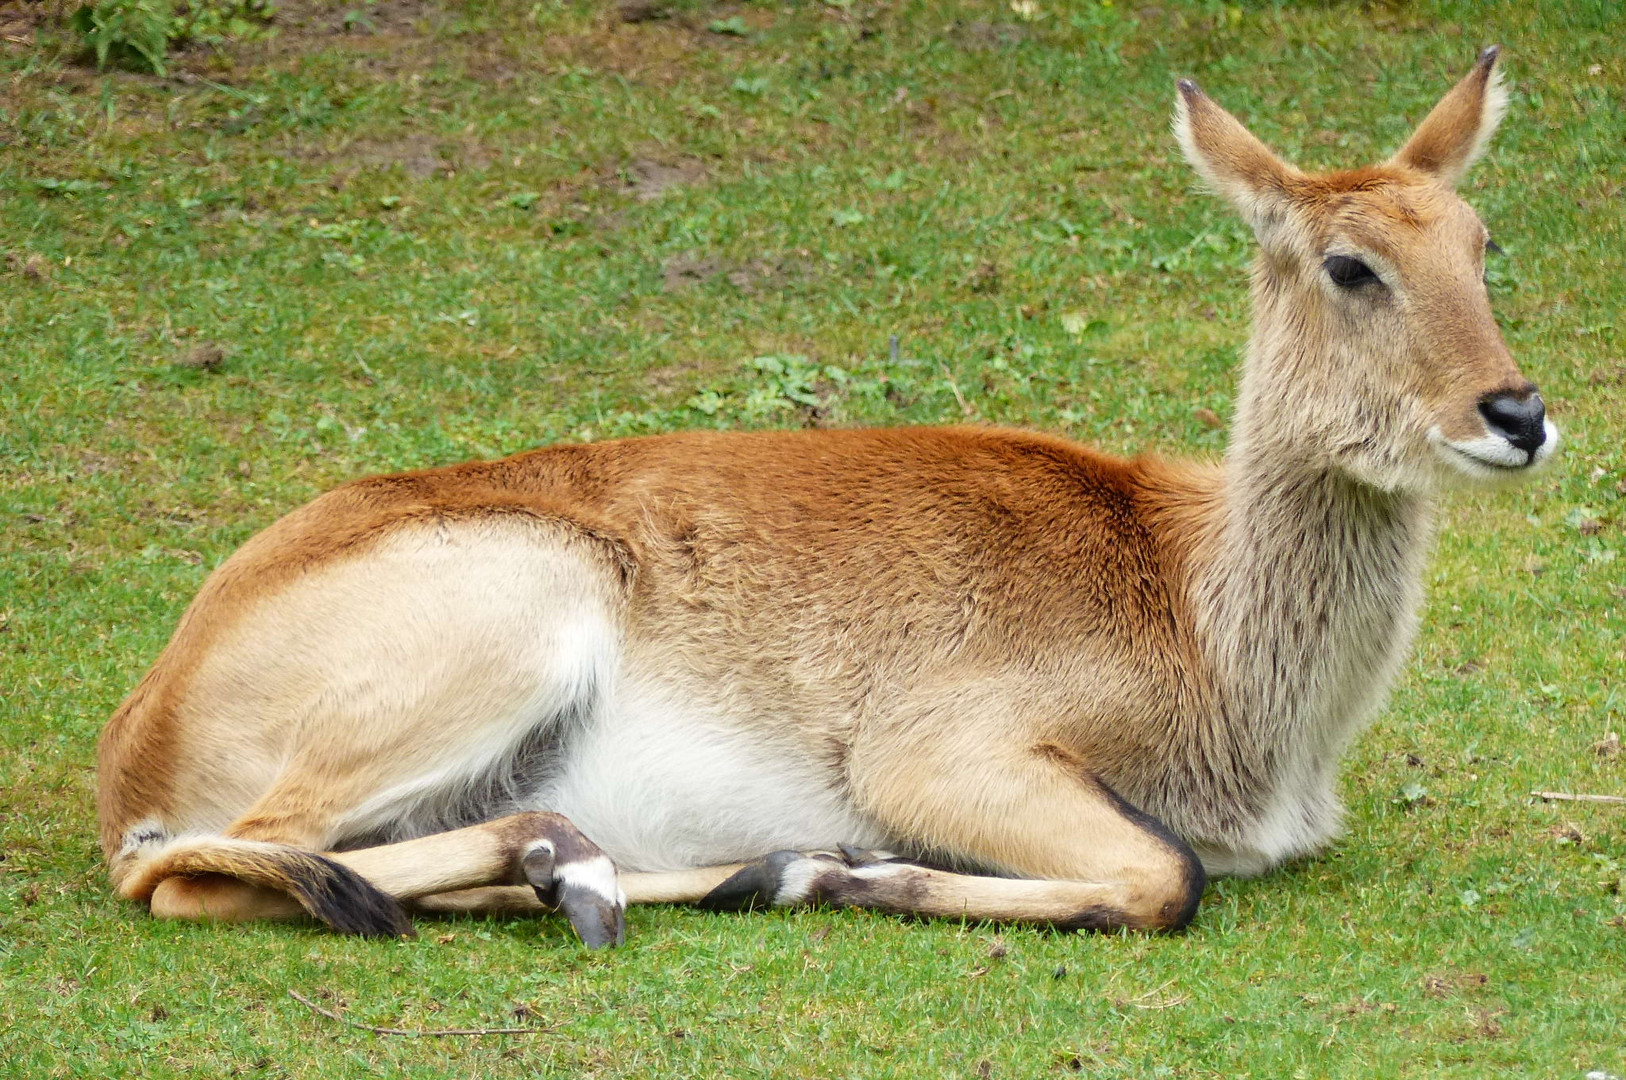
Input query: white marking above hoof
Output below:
<box><xmin>557</xmin><ymin>854</ymin><xmax>626</xmax><ymax>908</ymax></box>
<box><xmin>770</xmin><ymin>856</ymin><xmax>829</xmax><ymax>907</ymax></box>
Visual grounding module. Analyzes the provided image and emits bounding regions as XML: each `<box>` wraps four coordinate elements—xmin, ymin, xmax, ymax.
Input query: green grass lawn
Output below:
<box><xmin>2</xmin><ymin>1</ymin><xmax>1623</xmax><ymax>1075</ymax></box>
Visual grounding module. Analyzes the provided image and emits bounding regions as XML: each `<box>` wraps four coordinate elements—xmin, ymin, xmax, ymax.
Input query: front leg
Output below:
<box><xmin>796</xmin><ymin>693</ymin><xmax>1209</xmax><ymax>932</ymax></box>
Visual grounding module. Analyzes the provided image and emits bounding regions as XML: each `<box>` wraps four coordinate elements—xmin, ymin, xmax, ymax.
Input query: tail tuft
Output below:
<box><xmin>277</xmin><ymin>849</ymin><xmax>417</xmax><ymax>938</ymax></box>
<box><xmin>120</xmin><ymin>834</ymin><xmax>415</xmax><ymax>939</ymax></box>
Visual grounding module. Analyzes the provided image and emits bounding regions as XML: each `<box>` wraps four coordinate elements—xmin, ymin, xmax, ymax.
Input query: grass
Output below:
<box><xmin>2</xmin><ymin>1</ymin><xmax>1623</xmax><ymax>1076</ymax></box>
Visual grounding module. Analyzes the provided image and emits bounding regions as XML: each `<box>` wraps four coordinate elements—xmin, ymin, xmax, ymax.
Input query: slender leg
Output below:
<box><xmin>149</xmin><ymin>811</ymin><xmax>628</xmax><ymax>946</ymax></box>
<box><xmin>410</xmin><ymin>865</ymin><xmax>750</xmax><ymax>916</ymax></box>
<box><xmin>325</xmin><ymin>813</ymin><xmax>626</xmax><ymax>947</ymax></box>
<box><xmin>699</xmin><ymin>708</ymin><xmax>1207</xmax><ymax>932</ymax></box>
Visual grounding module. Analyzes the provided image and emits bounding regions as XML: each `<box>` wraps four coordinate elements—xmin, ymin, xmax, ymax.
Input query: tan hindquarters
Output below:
<box><xmin>120</xmin><ymin>512</ymin><xmax>635</xmax><ymax>943</ymax></box>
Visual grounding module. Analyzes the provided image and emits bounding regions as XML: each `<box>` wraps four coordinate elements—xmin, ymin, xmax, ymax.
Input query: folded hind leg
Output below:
<box><xmin>149</xmin><ymin>875</ymin><xmax>307</xmax><ymax>922</ymax></box>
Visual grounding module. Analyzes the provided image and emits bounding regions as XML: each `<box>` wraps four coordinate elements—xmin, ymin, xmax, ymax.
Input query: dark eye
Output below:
<box><xmin>1323</xmin><ymin>255</ymin><xmax>1378</xmax><ymax>288</ymax></box>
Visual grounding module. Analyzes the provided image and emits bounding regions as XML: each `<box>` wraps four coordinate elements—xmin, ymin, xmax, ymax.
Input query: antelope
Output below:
<box><xmin>98</xmin><ymin>49</ymin><xmax>1556</xmax><ymax>947</ymax></box>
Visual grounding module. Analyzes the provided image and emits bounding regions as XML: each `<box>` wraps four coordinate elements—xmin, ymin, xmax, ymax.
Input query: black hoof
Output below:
<box><xmin>839</xmin><ymin>844</ymin><xmax>904</xmax><ymax>867</ymax></box>
<box><xmin>522</xmin><ymin>843</ymin><xmax>625</xmax><ymax>949</ymax></box>
<box><xmin>558</xmin><ymin>884</ymin><xmax>625</xmax><ymax>949</ymax></box>
<box><xmin>698</xmin><ymin>850</ymin><xmax>805</xmax><ymax>912</ymax></box>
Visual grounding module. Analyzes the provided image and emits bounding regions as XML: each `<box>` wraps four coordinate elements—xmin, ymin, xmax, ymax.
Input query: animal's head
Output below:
<box><xmin>1174</xmin><ymin>47</ymin><xmax>1558</xmax><ymax>493</ymax></box>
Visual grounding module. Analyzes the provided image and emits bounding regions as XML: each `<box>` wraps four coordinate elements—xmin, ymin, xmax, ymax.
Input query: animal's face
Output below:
<box><xmin>1174</xmin><ymin>47</ymin><xmax>1558</xmax><ymax>494</ymax></box>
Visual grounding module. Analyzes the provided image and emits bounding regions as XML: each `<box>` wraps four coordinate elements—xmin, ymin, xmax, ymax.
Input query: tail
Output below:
<box><xmin>112</xmin><ymin>827</ymin><xmax>414</xmax><ymax>939</ymax></box>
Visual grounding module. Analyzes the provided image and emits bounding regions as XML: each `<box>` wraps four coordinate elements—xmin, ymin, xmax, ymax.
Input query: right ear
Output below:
<box><xmin>1172</xmin><ymin>80</ymin><xmax>1303</xmax><ymax>244</ymax></box>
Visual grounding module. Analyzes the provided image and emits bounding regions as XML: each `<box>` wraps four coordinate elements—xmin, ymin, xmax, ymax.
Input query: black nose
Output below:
<box><xmin>1478</xmin><ymin>391</ymin><xmax>1547</xmax><ymax>455</ymax></box>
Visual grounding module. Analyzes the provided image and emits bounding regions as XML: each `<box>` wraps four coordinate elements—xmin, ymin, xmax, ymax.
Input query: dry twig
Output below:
<box><xmin>1114</xmin><ymin>978</ymin><xmax>1189</xmax><ymax>1010</ymax></box>
<box><xmin>1530</xmin><ymin>791</ymin><xmax>1626</xmax><ymax>806</ymax></box>
<box><xmin>938</xmin><ymin>362</ymin><xmax>976</xmax><ymax>417</ymax></box>
<box><xmin>287</xmin><ymin>990</ymin><xmax>552</xmax><ymax>1037</ymax></box>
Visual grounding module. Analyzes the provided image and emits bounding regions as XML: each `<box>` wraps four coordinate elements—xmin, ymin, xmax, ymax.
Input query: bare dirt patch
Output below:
<box><xmin>174</xmin><ymin>343</ymin><xmax>227</xmax><ymax>373</ymax></box>
<box><xmin>213</xmin><ymin>1</ymin><xmax>739</xmax><ymax>91</ymax></box>
<box><xmin>661</xmin><ymin>254</ymin><xmax>725</xmax><ymax>291</ymax></box>
<box><xmin>4</xmin><ymin>251</ymin><xmax>49</xmax><ymax>280</ymax></box>
<box><xmin>1451</xmin><ymin>1006</ymin><xmax>1507</xmax><ymax>1043</ymax></box>
<box><xmin>643</xmin><ymin>359</ymin><xmax>713</xmax><ymax>396</ymax></box>
<box><xmin>178</xmin><ymin>0</ymin><xmax>463</xmax><ymax>81</ymax></box>
<box><xmin>309</xmin><ymin>135</ymin><xmax>498</xmax><ymax>179</ymax></box>
<box><xmin>343</xmin><ymin>135</ymin><xmax>446</xmax><ymax>179</ymax></box>
<box><xmin>0</xmin><ymin>0</ymin><xmax>61</xmax><ymax>49</ymax></box>
<box><xmin>621</xmin><ymin>157</ymin><xmax>709</xmax><ymax>202</ymax></box>
<box><xmin>952</xmin><ymin>20</ymin><xmax>1028</xmax><ymax>51</ymax></box>
<box><xmin>661</xmin><ymin>252</ymin><xmax>807</xmax><ymax>294</ymax></box>
<box><xmin>1596</xmin><ymin>731</ymin><xmax>1621</xmax><ymax>760</ymax></box>
<box><xmin>616</xmin><ymin>0</ymin><xmax>672</xmax><ymax>24</ymax></box>
<box><xmin>1423</xmin><ymin>971</ymin><xmax>1489</xmax><ymax>998</ymax></box>
<box><xmin>529</xmin><ymin>18</ymin><xmax>714</xmax><ymax>88</ymax></box>
<box><xmin>267</xmin><ymin>0</ymin><xmax>439</xmax><ymax>42</ymax></box>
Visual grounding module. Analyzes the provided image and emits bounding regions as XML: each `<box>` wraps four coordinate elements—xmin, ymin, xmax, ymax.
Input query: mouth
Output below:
<box><xmin>1431</xmin><ymin>422</ymin><xmax>1560</xmax><ymax>478</ymax></box>
<box><xmin>1442</xmin><ymin>441</ymin><xmax>1529</xmax><ymax>471</ymax></box>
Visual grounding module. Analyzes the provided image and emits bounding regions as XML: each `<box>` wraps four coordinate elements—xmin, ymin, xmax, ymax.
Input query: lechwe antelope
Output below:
<box><xmin>99</xmin><ymin>49</ymin><xmax>1556</xmax><ymax>946</ymax></box>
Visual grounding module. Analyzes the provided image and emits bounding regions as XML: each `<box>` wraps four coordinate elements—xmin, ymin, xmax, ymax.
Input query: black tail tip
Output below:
<box><xmin>287</xmin><ymin>852</ymin><xmax>415</xmax><ymax>939</ymax></box>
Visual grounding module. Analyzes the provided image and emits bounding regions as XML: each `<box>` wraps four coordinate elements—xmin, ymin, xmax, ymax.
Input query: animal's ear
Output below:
<box><xmin>1390</xmin><ymin>46</ymin><xmax>1507</xmax><ymax>186</ymax></box>
<box><xmin>1172</xmin><ymin>79</ymin><xmax>1303</xmax><ymax>244</ymax></box>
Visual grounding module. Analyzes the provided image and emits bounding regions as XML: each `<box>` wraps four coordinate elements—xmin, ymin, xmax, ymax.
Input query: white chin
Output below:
<box><xmin>1432</xmin><ymin>421</ymin><xmax>1560</xmax><ymax>483</ymax></box>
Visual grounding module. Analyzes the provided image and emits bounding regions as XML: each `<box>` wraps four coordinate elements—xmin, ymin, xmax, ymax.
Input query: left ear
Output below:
<box><xmin>1390</xmin><ymin>46</ymin><xmax>1508</xmax><ymax>186</ymax></box>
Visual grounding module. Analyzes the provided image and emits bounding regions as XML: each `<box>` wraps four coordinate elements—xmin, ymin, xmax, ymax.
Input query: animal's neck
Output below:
<box><xmin>1195</xmin><ymin>342</ymin><xmax>1435</xmax><ymax>759</ymax></box>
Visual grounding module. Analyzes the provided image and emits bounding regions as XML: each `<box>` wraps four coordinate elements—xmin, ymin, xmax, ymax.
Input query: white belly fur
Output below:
<box><xmin>536</xmin><ymin>676</ymin><xmax>887</xmax><ymax>872</ymax></box>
